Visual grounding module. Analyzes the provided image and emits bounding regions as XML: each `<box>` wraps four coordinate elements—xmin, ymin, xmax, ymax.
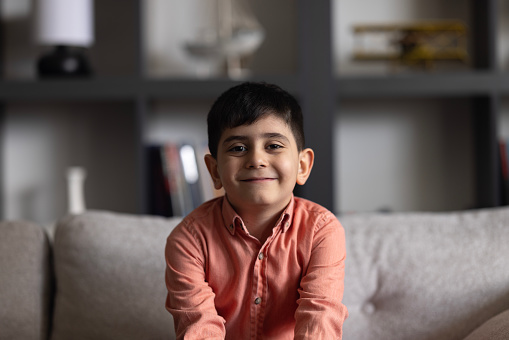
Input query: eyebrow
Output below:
<box><xmin>222</xmin><ymin>133</ymin><xmax>290</xmax><ymax>145</ymax></box>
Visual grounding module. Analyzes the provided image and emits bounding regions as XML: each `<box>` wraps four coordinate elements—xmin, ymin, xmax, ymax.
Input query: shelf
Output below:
<box><xmin>0</xmin><ymin>78</ymin><xmax>140</xmax><ymax>101</ymax></box>
<box><xmin>8</xmin><ymin>71</ymin><xmax>504</xmax><ymax>102</ymax></box>
<box><xmin>337</xmin><ymin>72</ymin><xmax>501</xmax><ymax>98</ymax></box>
<box><xmin>0</xmin><ymin>75</ymin><xmax>300</xmax><ymax>101</ymax></box>
<box><xmin>144</xmin><ymin>75</ymin><xmax>300</xmax><ymax>99</ymax></box>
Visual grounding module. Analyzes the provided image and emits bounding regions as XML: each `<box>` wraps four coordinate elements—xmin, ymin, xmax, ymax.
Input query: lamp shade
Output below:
<box><xmin>36</xmin><ymin>0</ymin><xmax>94</xmax><ymax>47</ymax></box>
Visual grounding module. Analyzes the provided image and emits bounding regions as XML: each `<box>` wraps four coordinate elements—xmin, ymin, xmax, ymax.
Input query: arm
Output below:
<box><xmin>294</xmin><ymin>213</ymin><xmax>348</xmax><ymax>340</ymax></box>
<box><xmin>165</xmin><ymin>222</ymin><xmax>225</xmax><ymax>340</ymax></box>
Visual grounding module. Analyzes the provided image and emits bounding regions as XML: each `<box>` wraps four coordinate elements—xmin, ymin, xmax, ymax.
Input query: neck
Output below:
<box><xmin>229</xmin><ymin>197</ymin><xmax>291</xmax><ymax>243</ymax></box>
<box><xmin>243</xmin><ymin>210</ymin><xmax>279</xmax><ymax>244</ymax></box>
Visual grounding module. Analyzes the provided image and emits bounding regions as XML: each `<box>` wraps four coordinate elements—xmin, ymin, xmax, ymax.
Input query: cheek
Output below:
<box><xmin>218</xmin><ymin>160</ymin><xmax>238</xmax><ymax>181</ymax></box>
<box><xmin>278</xmin><ymin>157</ymin><xmax>300</xmax><ymax>180</ymax></box>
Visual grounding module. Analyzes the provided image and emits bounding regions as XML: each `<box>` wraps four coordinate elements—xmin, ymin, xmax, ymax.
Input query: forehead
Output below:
<box><xmin>220</xmin><ymin>114</ymin><xmax>294</xmax><ymax>141</ymax></box>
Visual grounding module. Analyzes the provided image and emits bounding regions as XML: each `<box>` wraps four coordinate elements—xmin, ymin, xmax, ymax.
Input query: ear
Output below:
<box><xmin>296</xmin><ymin>148</ymin><xmax>314</xmax><ymax>185</ymax></box>
<box><xmin>204</xmin><ymin>154</ymin><xmax>223</xmax><ymax>190</ymax></box>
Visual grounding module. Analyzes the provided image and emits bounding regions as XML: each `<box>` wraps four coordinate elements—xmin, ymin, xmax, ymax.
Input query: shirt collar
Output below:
<box><xmin>221</xmin><ymin>195</ymin><xmax>295</xmax><ymax>236</ymax></box>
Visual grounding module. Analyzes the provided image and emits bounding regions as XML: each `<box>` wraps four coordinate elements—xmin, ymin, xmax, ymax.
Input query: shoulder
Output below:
<box><xmin>168</xmin><ymin>197</ymin><xmax>224</xmax><ymax>244</ymax></box>
<box><xmin>293</xmin><ymin>196</ymin><xmax>342</xmax><ymax>232</ymax></box>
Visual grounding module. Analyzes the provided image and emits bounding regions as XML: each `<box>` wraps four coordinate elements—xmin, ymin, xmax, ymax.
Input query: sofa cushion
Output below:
<box><xmin>0</xmin><ymin>220</ymin><xmax>51</xmax><ymax>340</ymax></box>
<box><xmin>51</xmin><ymin>211</ymin><xmax>179</xmax><ymax>340</ymax></box>
<box><xmin>340</xmin><ymin>207</ymin><xmax>509</xmax><ymax>340</ymax></box>
<box><xmin>464</xmin><ymin>309</ymin><xmax>509</xmax><ymax>340</ymax></box>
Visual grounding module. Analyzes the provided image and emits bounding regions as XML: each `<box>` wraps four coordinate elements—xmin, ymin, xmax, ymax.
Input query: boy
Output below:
<box><xmin>165</xmin><ymin>82</ymin><xmax>348</xmax><ymax>339</ymax></box>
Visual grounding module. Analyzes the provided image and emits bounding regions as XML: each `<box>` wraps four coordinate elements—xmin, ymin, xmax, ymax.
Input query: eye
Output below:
<box><xmin>228</xmin><ymin>145</ymin><xmax>247</xmax><ymax>153</ymax></box>
<box><xmin>267</xmin><ymin>144</ymin><xmax>283</xmax><ymax>150</ymax></box>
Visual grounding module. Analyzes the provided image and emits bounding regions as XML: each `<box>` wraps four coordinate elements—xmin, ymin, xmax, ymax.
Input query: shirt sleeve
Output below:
<box><xmin>165</xmin><ymin>220</ymin><xmax>226</xmax><ymax>340</ymax></box>
<box><xmin>294</xmin><ymin>212</ymin><xmax>349</xmax><ymax>340</ymax></box>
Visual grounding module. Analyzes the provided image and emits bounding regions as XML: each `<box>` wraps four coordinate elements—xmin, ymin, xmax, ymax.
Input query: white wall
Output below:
<box><xmin>498</xmin><ymin>1</ymin><xmax>509</xmax><ymax>138</ymax></box>
<box><xmin>334</xmin><ymin>98</ymin><xmax>475</xmax><ymax>213</ymax></box>
<box><xmin>2</xmin><ymin>103</ymin><xmax>138</xmax><ymax>225</ymax></box>
<box><xmin>498</xmin><ymin>0</ymin><xmax>509</xmax><ymax>71</ymax></box>
<box><xmin>146</xmin><ymin>100</ymin><xmax>211</xmax><ymax>145</ymax></box>
<box><xmin>499</xmin><ymin>98</ymin><xmax>509</xmax><ymax>139</ymax></box>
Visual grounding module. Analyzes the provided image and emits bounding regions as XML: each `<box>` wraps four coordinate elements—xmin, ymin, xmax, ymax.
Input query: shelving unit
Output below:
<box><xmin>334</xmin><ymin>0</ymin><xmax>505</xmax><ymax>213</ymax></box>
<box><xmin>0</xmin><ymin>0</ymin><xmax>506</xmax><ymax>223</ymax></box>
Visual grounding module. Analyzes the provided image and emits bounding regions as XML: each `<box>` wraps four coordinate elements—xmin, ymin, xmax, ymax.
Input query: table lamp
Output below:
<box><xmin>35</xmin><ymin>0</ymin><xmax>94</xmax><ymax>77</ymax></box>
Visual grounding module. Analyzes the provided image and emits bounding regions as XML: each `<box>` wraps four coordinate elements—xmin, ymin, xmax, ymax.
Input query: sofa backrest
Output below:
<box><xmin>48</xmin><ymin>206</ymin><xmax>509</xmax><ymax>340</ymax></box>
<box><xmin>340</xmin><ymin>207</ymin><xmax>509</xmax><ymax>340</ymax></box>
<box><xmin>51</xmin><ymin>211</ymin><xmax>179</xmax><ymax>340</ymax></box>
<box><xmin>0</xmin><ymin>220</ymin><xmax>52</xmax><ymax>340</ymax></box>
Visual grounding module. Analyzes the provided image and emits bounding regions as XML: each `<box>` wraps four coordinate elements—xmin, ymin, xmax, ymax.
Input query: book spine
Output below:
<box><xmin>162</xmin><ymin>143</ymin><xmax>187</xmax><ymax>217</ymax></box>
<box><xmin>149</xmin><ymin>141</ymin><xmax>225</xmax><ymax>217</ymax></box>
<box><xmin>147</xmin><ymin>145</ymin><xmax>173</xmax><ymax>217</ymax></box>
<box><xmin>179</xmin><ymin>144</ymin><xmax>203</xmax><ymax>211</ymax></box>
<box><xmin>503</xmin><ymin>139</ymin><xmax>509</xmax><ymax>205</ymax></box>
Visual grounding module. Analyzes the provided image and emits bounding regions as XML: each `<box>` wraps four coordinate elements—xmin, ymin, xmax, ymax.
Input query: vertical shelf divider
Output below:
<box><xmin>0</xmin><ymin>17</ymin><xmax>5</xmax><ymax>218</ymax></box>
<box><xmin>297</xmin><ymin>0</ymin><xmax>335</xmax><ymax>210</ymax></box>
<box><xmin>471</xmin><ymin>0</ymin><xmax>501</xmax><ymax>207</ymax></box>
<box><xmin>135</xmin><ymin>0</ymin><xmax>149</xmax><ymax>213</ymax></box>
<box><xmin>472</xmin><ymin>96</ymin><xmax>502</xmax><ymax>207</ymax></box>
<box><xmin>0</xmin><ymin>103</ymin><xmax>4</xmax><ymax>219</ymax></box>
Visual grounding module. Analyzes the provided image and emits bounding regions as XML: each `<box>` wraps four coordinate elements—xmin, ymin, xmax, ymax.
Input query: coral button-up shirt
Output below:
<box><xmin>165</xmin><ymin>195</ymin><xmax>348</xmax><ymax>340</ymax></box>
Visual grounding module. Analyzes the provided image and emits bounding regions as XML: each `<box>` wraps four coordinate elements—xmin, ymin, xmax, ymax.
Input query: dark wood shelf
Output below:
<box><xmin>6</xmin><ymin>71</ymin><xmax>508</xmax><ymax>102</ymax></box>
<box><xmin>0</xmin><ymin>75</ymin><xmax>300</xmax><ymax>101</ymax></box>
<box><xmin>337</xmin><ymin>72</ymin><xmax>501</xmax><ymax>98</ymax></box>
<box><xmin>143</xmin><ymin>75</ymin><xmax>300</xmax><ymax>99</ymax></box>
<box><xmin>0</xmin><ymin>78</ymin><xmax>139</xmax><ymax>101</ymax></box>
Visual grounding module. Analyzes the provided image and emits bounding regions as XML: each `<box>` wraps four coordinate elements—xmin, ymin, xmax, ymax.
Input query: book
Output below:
<box><xmin>161</xmin><ymin>143</ymin><xmax>189</xmax><ymax>217</ymax></box>
<box><xmin>179</xmin><ymin>143</ymin><xmax>203</xmax><ymax>211</ymax></box>
<box><xmin>148</xmin><ymin>141</ymin><xmax>225</xmax><ymax>217</ymax></box>
<box><xmin>500</xmin><ymin>139</ymin><xmax>509</xmax><ymax>205</ymax></box>
<box><xmin>146</xmin><ymin>145</ymin><xmax>173</xmax><ymax>217</ymax></box>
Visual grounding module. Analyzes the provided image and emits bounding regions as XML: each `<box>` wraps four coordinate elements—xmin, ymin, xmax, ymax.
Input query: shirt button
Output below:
<box><xmin>254</xmin><ymin>297</ymin><xmax>262</xmax><ymax>305</ymax></box>
<box><xmin>362</xmin><ymin>302</ymin><xmax>376</xmax><ymax>315</ymax></box>
<box><xmin>258</xmin><ymin>253</ymin><xmax>264</xmax><ymax>260</ymax></box>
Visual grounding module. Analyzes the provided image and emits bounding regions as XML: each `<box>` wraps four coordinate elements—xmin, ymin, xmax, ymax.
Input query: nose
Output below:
<box><xmin>246</xmin><ymin>148</ymin><xmax>267</xmax><ymax>169</ymax></box>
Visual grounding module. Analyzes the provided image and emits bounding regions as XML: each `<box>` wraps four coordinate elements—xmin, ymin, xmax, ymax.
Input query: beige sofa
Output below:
<box><xmin>1</xmin><ymin>207</ymin><xmax>509</xmax><ymax>340</ymax></box>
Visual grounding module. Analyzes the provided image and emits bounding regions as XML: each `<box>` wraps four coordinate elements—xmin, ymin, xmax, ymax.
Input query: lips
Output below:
<box><xmin>241</xmin><ymin>177</ymin><xmax>276</xmax><ymax>182</ymax></box>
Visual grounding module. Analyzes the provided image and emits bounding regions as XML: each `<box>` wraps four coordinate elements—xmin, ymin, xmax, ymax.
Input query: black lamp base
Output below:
<box><xmin>37</xmin><ymin>45</ymin><xmax>92</xmax><ymax>78</ymax></box>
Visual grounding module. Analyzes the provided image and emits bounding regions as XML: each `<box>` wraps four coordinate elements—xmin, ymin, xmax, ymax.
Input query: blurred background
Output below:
<box><xmin>1</xmin><ymin>0</ymin><xmax>509</xmax><ymax>226</ymax></box>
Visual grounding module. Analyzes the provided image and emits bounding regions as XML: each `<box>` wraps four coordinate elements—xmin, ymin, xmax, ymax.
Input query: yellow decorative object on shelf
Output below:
<box><xmin>352</xmin><ymin>21</ymin><xmax>468</xmax><ymax>69</ymax></box>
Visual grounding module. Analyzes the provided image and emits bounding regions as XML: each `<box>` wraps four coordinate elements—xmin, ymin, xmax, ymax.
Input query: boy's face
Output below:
<box><xmin>205</xmin><ymin>114</ymin><xmax>314</xmax><ymax>216</ymax></box>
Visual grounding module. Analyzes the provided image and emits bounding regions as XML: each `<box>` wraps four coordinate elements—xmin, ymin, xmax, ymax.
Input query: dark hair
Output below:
<box><xmin>207</xmin><ymin>82</ymin><xmax>305</xmax><ymax>159</ymax></box>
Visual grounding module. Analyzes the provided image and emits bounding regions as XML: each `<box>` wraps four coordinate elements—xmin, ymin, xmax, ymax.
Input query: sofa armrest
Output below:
<box><xmin>0</xmin><ymin>220</ymin><xmax>52</xmax><ymax>340</ymax></box>
<box><xmin>464</xmin><ymin>310</ymin><xmax>509</xmax><ymax>340</ymax></box>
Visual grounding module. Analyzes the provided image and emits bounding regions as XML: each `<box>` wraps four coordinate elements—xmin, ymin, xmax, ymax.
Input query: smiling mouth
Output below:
<box><xmin>241</xmin><ymin>178</ymin><xmax>276</xmax><ymax>182</ymax></box>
